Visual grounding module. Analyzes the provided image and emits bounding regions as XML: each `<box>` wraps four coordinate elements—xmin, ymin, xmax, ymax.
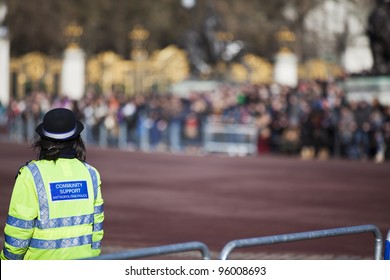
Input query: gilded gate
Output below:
<box><xmin>10</xmin><ymin>52</ymin><xmax>62</xmax><ymax>100</ymax></box>
<box><xmin>9</xmin><ymin>48</ymin><xmax>343</xmax><ymax>100</ymax></box>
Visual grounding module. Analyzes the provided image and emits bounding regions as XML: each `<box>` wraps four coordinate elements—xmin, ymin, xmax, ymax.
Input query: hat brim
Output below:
<box><xmin>36</xmin><ymin>121</ymin><xmax>84</xmax><ymax>142</ymax></box>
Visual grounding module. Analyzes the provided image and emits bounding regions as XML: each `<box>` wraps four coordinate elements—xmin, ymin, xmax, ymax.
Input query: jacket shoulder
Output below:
<box><xmin>83</xmin><ymin>161</ymin><xmax>99</xmax><ymax>171</ymax></box>
<box><xmin>15</xmin><ymin>160</ymin><xmax>34</xmax><ymax>179</ymax></box>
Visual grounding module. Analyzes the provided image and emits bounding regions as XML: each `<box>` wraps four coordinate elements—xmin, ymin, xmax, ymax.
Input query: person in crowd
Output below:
<box><xmin>0</xmin><ymin>108</ymin><xmax>104</xmax><ymax>260</ymax></box>
<box><xmin>4</xmin><ymin>80</ymin><xmax>390</xmax><ymax>162</ymax></box>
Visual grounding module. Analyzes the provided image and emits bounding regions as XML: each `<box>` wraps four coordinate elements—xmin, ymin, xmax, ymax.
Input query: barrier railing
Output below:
<box><xmin>385</xmin><ymin>229</ymin><xmax>390</xmax><ymax>260</ymax></box>
<box><xmin>80</xmin><ymin>225</ymin><xmax>386</xmax><ymax>260</ymax></box>
<box><xmin>83</xmin><ymin>241</ymin><xmax>211</xmax><ymax>260</ymax></box>
<box><xmin>219</xmin><ymin>224</ymin><xmax>383</xmax><ymax>260</ymax></box>
<box><xmin>203</xmin><ymin>120</ymin><xmax>258</xmax><ymax>156</ymax></box>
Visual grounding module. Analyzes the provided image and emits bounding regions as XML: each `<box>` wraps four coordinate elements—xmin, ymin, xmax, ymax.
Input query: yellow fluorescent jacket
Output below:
<box><xmin>0</xmin><ymin>158</ymin><xmax>104</xmax><ymax>260</ymax></box>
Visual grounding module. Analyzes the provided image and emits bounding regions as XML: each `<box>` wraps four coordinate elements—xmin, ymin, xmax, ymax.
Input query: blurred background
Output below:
<box><xmin>1</xmin><ymin>0</ymin><xmax>390</xmax><ymax>162</ymax></box>
<box><xmin>1</xmin><ymin>0</ymin><xmax>375</xmax><ymax>62</ymax></box>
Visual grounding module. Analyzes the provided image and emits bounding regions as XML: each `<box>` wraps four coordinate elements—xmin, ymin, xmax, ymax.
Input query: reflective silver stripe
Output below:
<box><xmin>29</xmin><ymin>234</ymin><xmax>92</xmax><ymax>249</ymax></box>
<box><xmin>5</xmin><ymin>234</ymin><xmax>30</xmax><ymax>249</ymax></box>
<box><xmin>37</xmin><ymin>214</ymin><xmax>94</xmax><ymax>229</ymax></box>
<box><xmin>8</xmin><ymin>212</ymin><xmax>94</xmax><ymax>230</ymax></box>
<box><xmin>43</xmin><ymin>126</ymin><xmax>77</xmax><ymax>140</ymax></box>
<box><xmin>84</xmin><ymin>163</ymin><xmax>98</xmax><ymax>200</ymax></box>
<box><xmin>85</xmin><ymin>163</ymin><xmax>104</xmax><ymax>243</ymax></box>
<box><xmin>3</xmin><ymin>247</ymin><xmax>25</xmax><ymax>260</ymax></box>
<box><xmin>6</xmin><ymin>215</ymin><xmax>36</xmax><ymax>229</ymax></box>
<box><xmin>92</xmin><ymin>240</ymin><xmax>101</xmax><ymax>250</ymax></box>
<box><xmin>27</xmin><ymin>163</ymin><xmax>49</xmax><ymax>221</ymax></box>
<box><xmin>94</xmin><ymin>204</ymin><xmax>104</xmax><ymax>214</ymax></box>
<box><xmin>93</xmin><ymin>222</ymin><xmax>103</xmax><ymax>232</ymax></box>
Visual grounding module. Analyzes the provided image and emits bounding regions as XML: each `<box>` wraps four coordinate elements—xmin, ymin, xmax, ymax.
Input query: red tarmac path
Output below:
<box><xmin>0</xmin><ymin>141</ymin><xmax>389</xmax><ymax>259</ymax></box>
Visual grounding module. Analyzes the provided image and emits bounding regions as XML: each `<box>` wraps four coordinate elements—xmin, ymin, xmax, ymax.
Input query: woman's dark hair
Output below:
<box><xmin>32</xmin><ymin>136</ymin><xmax>86</xmax><ymax>162</ymax></box>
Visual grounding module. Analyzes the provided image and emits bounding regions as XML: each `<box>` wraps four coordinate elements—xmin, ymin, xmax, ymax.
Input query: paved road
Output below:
<box><xmin>0</xmin><ymin>142</ymin><xmax>389</xmax><ymax>259</ymax></box>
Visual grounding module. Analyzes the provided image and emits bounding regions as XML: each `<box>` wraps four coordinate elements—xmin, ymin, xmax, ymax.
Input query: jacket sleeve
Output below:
<box><xmin>91</xmin><ymin>167</ymin><xmax>104</xmax><ymax>257</ymax></box>
<box><xmin>0</xmin><ymin>166</ymin><xmax>38</xmax><ymax>260</ymax></box>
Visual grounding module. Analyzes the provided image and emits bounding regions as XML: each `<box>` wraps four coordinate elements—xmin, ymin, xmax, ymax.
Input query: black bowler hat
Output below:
<box><xmin>36</xmin><ymin>108</ymin><xmax>84</xmax><ymax>142</ymax></box>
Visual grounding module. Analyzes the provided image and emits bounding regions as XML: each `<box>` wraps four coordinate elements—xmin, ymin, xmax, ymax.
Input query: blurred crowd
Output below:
<box><xmin>1</xmin><ymin>79</ymin><xmax>390</xmax><ymax>162</ymax></box>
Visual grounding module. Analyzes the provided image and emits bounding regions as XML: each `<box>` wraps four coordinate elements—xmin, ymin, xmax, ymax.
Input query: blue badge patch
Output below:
<box><xmin>50</xmin><ymin>180</ymin><xmax>89</xmax><ymax>201</ymax></box>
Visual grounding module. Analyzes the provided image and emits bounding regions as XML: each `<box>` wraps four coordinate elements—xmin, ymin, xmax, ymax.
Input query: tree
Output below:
<box><xmin>4</xmin><ymin>0</ymin><xmax>373</xmax><ymax>63</ymax></box>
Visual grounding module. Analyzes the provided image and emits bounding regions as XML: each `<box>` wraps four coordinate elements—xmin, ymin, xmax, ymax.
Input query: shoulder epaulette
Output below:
<box><xmin>15</xmin><ymin>160</ymin><xmax>33</xmax><ymax>180</ymax></box>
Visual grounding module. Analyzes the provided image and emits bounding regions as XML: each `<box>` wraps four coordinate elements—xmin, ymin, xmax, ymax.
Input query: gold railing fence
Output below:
<box><xmin>9</xmin><ymin>47</ymin><xmax>344</xmax><ymax>99</ymax></box>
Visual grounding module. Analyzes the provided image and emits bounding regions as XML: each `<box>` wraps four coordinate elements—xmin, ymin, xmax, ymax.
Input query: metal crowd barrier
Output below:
<box><xmin>82</xmin><ymin>225</ymin><xmax>386</xmax><ymax>260</ymax></box>
<box><xmin>83</xmin><ymin>241</ymin><xmax>211</xmax><ymax>260</ymax></box>
<box><xmin>385</xmin><ymin>229</ymin><xmax>390</xmax><ymax>260</ymax></box>
<box><xmin>203</xmin><ymin>121</ymin><xmax>258</xmax><ymax>156</ymax></box>
<box><xmin>219</xmin><ymin>224</ymin><xmax>383</xmax><ymax>260</ymax></box>
<box><xmin>6</xmin><ymin>114</ymin><xmax>261</xmax><ymax>156</ymax></box>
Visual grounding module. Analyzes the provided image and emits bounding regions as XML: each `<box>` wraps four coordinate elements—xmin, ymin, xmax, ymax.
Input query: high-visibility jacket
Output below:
<box><xmin>0</xmin><ymin>157</ymin><xmax>104</xmax><ymax>260</ymax></box>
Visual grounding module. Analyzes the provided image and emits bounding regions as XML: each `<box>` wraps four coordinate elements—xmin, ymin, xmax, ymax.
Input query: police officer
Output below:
<box><xmin>0</xmin><ymin>108</ymin><xmax>104</xmax><ymax>260</ymax></box>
